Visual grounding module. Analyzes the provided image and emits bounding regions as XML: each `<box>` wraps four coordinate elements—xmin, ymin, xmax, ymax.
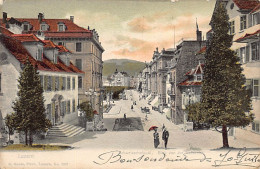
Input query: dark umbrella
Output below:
<box><xmin>149</xmin><ymin>126</ymin><xmax>158</xmax><ymax>131</ymax></box>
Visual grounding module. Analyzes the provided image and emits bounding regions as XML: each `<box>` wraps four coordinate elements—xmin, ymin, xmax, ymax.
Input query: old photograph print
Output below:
<box><xmin>0</xmin><ymin>0</ymin><xmax>260</xmax><ymax>168</ymax></box>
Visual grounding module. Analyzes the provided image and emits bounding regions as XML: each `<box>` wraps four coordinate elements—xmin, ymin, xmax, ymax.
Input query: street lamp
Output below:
<box><xmin>85</xmin><ymin>89</ymin><xmax>97</xmax><ymax>109</ymax></box>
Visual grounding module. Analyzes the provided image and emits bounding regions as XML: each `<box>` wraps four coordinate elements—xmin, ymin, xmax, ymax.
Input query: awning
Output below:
<box><xmin>146</xmin><ymin>94</ymin><xmax>152</xmax><ymax>101</ymax></box>
<box><xmin>163</xmin><ymin>108</ymin><xmax>171</xmax><ymax>119</ymax></box>
<box><xmin>235</xmin><ymin>29</ymin><xmax>260</xmax><ymax>43</ymax></box>
<box><xmin>151</xmin><ymin>96</ymin><xmax>158</xmax><ymax>106</ymax></box>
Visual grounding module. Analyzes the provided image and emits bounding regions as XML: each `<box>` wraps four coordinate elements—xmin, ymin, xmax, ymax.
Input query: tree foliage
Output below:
<box><xmin>5</xmin><ymin>113</ymin><xmax>16</xmax><ymax>142</ymax></box>
<box><xmin>11</xmin><ymin>58</ymin><xmax>51</xmax><ymax>146</ymax></box>
<box><xmin>200</xmin><ymin>3</ymin><xmax>253</xmax><ymax>147</ymax></box>
<box><xmin>79</xmin><ymin>101</ymin><xmax>94</xmax><ymax>122</ymax></box>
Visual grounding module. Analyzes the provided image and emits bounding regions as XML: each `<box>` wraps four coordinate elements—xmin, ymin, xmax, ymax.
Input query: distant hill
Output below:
<box><xmin>103</xmin><ymin>59</ymin><xmax>146</xmax><ymax>77</ymax></box>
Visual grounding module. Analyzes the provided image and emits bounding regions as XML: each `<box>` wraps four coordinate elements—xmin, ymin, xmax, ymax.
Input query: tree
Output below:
<box><xmin>201</xmin><ymin>3</ymin><xmax>253</xmax><ymax>148</ymax></box>
<box><xmin>79</xmin><ymin>101</ymin><xmax>94</xmax><ymax>122</ymax></box>
<box><xmin>12</xmin><ymin>58</ymin><xmax>51</xmax><ymax>146</ymax></box>
<box><xmin>5</xmin><ymin>113</ymin><xmax>16</xmax><ymax>143</ymax></box>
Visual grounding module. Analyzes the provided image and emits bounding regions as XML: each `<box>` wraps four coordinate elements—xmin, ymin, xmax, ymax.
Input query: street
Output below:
<box><xmin>65</xmin><ymin>89</ymin><xmax>259</xmax><ymax>150</ymax></box>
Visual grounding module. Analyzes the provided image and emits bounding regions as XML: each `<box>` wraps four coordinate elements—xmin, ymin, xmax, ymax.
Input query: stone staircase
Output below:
<box><xmin>46</xmin><ymin>123</ymin><xmax>85</xmax><ymax>138</ymax></box>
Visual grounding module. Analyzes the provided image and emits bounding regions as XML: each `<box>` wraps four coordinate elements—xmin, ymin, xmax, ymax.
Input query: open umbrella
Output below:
<box><xmin>149</xmin><ymin>126</ymin><xmax>158</xmax><ymax>131</ymax></box>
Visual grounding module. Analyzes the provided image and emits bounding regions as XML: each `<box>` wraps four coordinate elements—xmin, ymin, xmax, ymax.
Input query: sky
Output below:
<box><xmin>1</xmin><ymin>0</ymin><xmax>216</xmax><ymax>62</ymax></box>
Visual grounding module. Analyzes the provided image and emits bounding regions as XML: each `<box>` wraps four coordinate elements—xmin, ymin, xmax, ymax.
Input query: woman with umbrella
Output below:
<box><xmin>149</xmin><ymin>126</ymin><xmax>159</xmax><ymax>148</ymax></box>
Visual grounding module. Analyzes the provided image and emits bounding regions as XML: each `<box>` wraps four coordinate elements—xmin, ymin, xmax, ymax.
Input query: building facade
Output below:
<box><xmin>0</xmin><ymin>28</ymin><xmax>83</xmax><ymax>143</ymax></box>
<box><xmin>1</xmin><ymin>12</ymin><xmax>104</xmax><ymax>116</ymax></box>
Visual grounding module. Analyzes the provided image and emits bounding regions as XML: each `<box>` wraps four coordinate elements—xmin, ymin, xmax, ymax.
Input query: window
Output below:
<box><xmin>252</xmin><ymin>12</ymin><xmax>260</xmax><ymax>26</ymax></box>
<box><xmin>62</xmin><ymin>77</ymin><xmax>66</xmax><ymax>90</ymax></box>
<box><xmin>67</xmin><ymin>76</ymin><xmax>71</xmax><ymax>90</ymax></box>
<box><xmin>67</xmin><ymin>100</ymin><xmax>71</xmax><ymax>114</ymax></box>
<box><xmin>40</xmin><ymin>24</ymin><xmax>46</xmax><ymax>31</ymax></box>
<box><xmin>58</xmin><ymin>42</ymin><xmax>64</xmax><ymax>46</ymax></box>
<box><xmin>23</xmin><ymin>24</ymin><xmax>29</xmax><ymax>31</ymax></box>
<box><xmin>197</xmin><ymin>75</ymin><xmax>202</xmax><ymax>81</ymax></box>
<box><xmin>55</xmin><ymin>77</ymin><xmax>59</xmax><ymax>91</ymax></box>
<box><xmin>78</xmin><ymin>76</ymin><xmax>82</xmax><ymax>89</ymax></box>
<box><xmin>61</xmin><ymin>101</ymin><xmax>66</xmax><ymax>116</ymax></box>
<box><xmin>36</xmin><ymin>48</ymin><xmax>43</xmax><ymax>61</ymax></box>
<box><xmin>72</xmin><ymin>99</ymin><xmax>76</xmax><ymax>112</ymax></box>
<box><xmin>240</xmin><ymin>47</ymin><xmax>246</xmax><ymax>63</ymax></box>
<box><xmin>53</xmin><ymin>54</ymin><xmax>58</xmax><ymax>64</ymax></box>
<box><xmin>251</xmin><ymin>42</ymin><xmax>259</xmax><ymax>61</ymax></box>
<box><xmin>246</xmin><ymin>79</ymin><xmax>259</xmax><ymax>97</ymax></box>
<box><xmin>47</xmin><ymin>76</ymin><xmax>52</xmax><ymax>91</ymax></box>
<box><xmin>240</xmin><ymin>15</ymin><xmax>247</xmax><ymax>30</ymax></box>
<box><xmin>75</xmin><ymin>59</ymin><xmax>82</xmax><ymax>70</ymax></box>
<box><xmin>72</xmin><ymin>77</ymin><xmax>75</xmax><ymax>90</ymax></box>
<box><xmin>76</xmin><ymin>42</ymin><xmax>82</xmax><ymax>52</ymax></box>
<box><xmin>58</xmin><ymin>24</ymin><xmax>64</xmax><ymax>31</ymax></box>
<box><xmin>229</xmin><ymin>21</ymin><xmax>235</xmax><ymax>35</ymax></box>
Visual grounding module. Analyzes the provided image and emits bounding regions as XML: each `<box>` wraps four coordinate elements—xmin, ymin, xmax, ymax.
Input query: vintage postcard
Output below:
<box><xmin>0</xmin><ymin>0</ymin><xmax>259</xmax><ymax>168</ymax></box>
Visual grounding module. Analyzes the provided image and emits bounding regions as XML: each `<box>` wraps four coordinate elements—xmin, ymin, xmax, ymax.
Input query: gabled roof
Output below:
<box><xmin>0</xmin><ymin>34</ymin><xmax>83</xmax><ymax>74</ymax></box>
<box><xmin>185</xmin><ymin>64</ymin><xmax>204</xmax><ymax>76</ymax></box>
<box><xmin>233</xmin><ymin>0</ymin><xmax>260</xmax><ymax>10</ymax></box>
<box><xmin>250</xmin><ymin>3</ymin><xmax>260</xmax><ymax>13</ymax></box>
<box><xmin>11</xmin><ymin>34</ymin><xmax>45</xmax><ymax>44</ymax></box>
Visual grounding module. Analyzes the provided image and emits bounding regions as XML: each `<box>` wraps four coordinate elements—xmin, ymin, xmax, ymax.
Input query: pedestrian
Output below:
<box><xmin>131</xmin><ymin>105</ymin><xmax>133</xmax><ymax>110</ymax></box>
<box><xmin>124</xmin><ymin>113</ymin><xmax>126</xmax><ymax>120</ymax></box>
<box><xmin>153</xmin><ymin>128</ymin><xmax>160</xmax><ymax>148</ymax></box>
<box><xmin>162</xmin><ymin>127</ymin><xmax>169</xmax><ymax>149</ymax></box>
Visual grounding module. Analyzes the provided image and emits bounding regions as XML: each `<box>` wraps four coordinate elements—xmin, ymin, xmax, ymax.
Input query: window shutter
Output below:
<box><xmin>248</xmin><ymin>14</ymin><xmax>252</xmax><ymax>27</ymax></box>
<box><xmin>44</xmin><ymin>76</ymin><xmax>48</xmax><ymax>91</ymax></box>
<box><xmin>246</xmin><ymin>45</ymin><xmax>250</xmax><ymax>62</ymax></box>
<box><xmin>59</xmin><ymin>77</ymin><xmax>63</xmax><ymax>90</ymax></box>
<box><xmin>52</xmin><ymin>76</ymin><xmax>55</xmax><ymax>91</ymax></box>
<box><xmin>52</xmin><ymin>102</ymin><xmax>55</xmax><ymax>118</ymax></box>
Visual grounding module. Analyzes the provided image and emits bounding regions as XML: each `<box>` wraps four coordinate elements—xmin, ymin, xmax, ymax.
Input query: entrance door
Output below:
<box><xmin>55</xmin><ymin>105</ymin><xmax>59</xmax><ymax>124</ymax></box>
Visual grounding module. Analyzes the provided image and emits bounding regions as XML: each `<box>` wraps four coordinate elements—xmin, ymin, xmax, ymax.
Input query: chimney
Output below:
<box><xmin>70</xmin><ymin>16</ymin><xmax>74</xmax><ymax>22</ymax></box>
<box><xmin>3</xmin><ymin>12</ymin><xmax>7</xmax><ymax>24</ymax></box>
<box><xmin>38</xmin><ymin>13</ymin><xmax>44</xmax><ymax>22</ymax></box>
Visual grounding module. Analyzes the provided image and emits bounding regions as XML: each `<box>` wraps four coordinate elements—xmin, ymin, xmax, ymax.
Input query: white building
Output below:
<box><xmin>0</xmin><ymin>27</ymin><xmax>83</xmax><ymax>133</ymax></box>
<box><xmin>108</xmin><ymin>69</ymin><xmax>130</xmax><ymax>87</ymax></box>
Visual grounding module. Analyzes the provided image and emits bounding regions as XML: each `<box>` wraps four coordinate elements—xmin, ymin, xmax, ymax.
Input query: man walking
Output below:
<box><xmin>162</xmin><ymin>128</ymin><xmax>169</xmax><ymax>149</ymax></box>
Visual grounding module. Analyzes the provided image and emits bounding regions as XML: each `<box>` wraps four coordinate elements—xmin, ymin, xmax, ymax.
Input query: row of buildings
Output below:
<box><xmin>0</xmin><ymin>13</ymin><xmax>104</xmax><ymax>138</ymax></box>
<box><xmin>137</xmin><ymin>0</ymin><xmax>259</xmax><ymax>144</ymax></box>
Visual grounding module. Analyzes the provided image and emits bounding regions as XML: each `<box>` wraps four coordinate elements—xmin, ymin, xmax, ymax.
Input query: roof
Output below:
<box><xmin>0</xmin><ymin>18</ymin><xmax>93</xmax><ymax>38</ymax></box>
<box><xmin>179</xmin><ymin>79</ymin><xmax>202</xmax><ymax>86</ymax></box>
<box><xmin>11</xmin><ymin>34</ymin><xmax>45</xmax><ymax>44</ymax></box>
<box><xmin>197</xmin><ymin>46</ymin><xmax>206</xmax><ymax>54</ymax></box>
<box><xmin>233</xmin><ymin>0</ymin><xmax>260</xmax><ymax>10</ymax></box>
<box><xmin>235</xmin><ymin>29</ymin><xmax>260</xmax><ymax>42</ymax></box>
<box><xmin>56</xmin><ymin>45</ymin><xmax>71</xmax><ymax>53</ymax></box>
<box><xmin>185</xmin><ymin>64</ymin><xmax>204</xmax><ymax>76</ymax></box>
<box><xmin>250</xmin><ymin>3</ymin><xmax>260</xmax><ymax>13</ymax></box>
<box><xmin>0</xmin><ymin>26</ymin><xmax>14</xmax><ymax>36</ymax></box>
<box><xmin>43</xmin><ymin>40</ymin><xmax>58</xmax><ymax>49</ymax></box>
<box><xmin>0</xmin><ymin>34</ymin><xmax>84</xmax><ymax>74</ymax></box>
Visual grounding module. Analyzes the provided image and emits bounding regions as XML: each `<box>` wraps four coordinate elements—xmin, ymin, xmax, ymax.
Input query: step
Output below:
<box><xmin>67</xmin><ymin>128</ymin><xmax>85</xmax><ymax>137</ymax></box>
<box><xmin>65</xmin><ymin>127</ymin><xmax>84</xmax><ymax>136</ymax></box>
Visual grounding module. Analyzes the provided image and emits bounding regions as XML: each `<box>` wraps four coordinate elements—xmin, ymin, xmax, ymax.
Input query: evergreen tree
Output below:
<box><xmin>5</xmin><ymin>113</ymin><xmax>16</xmax><ymax>143</ymax></box>
<box><xmin>12</xmin><ymin>58</ymin><xmax>51</xmax><ymax>146</ymax></box>
<box><xmin>201</xmin><ymin>3</ymin><xmax>253</xmax><ymax>148</ymax></box>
